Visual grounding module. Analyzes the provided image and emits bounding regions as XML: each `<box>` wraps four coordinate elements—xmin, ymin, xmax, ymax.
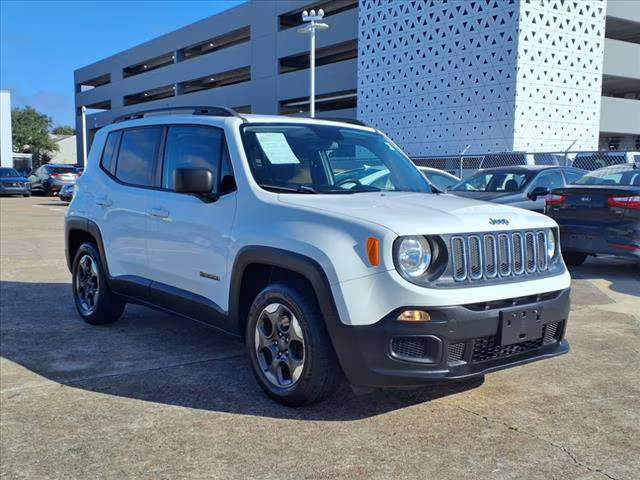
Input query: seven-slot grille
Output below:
<box><xmin>451</xmin><ymin>230</ymin><xmax>551</xmax><ymax>282</ymax></box>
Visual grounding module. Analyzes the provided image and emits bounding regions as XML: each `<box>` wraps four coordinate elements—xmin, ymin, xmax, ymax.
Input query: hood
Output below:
<box><xmin>450</xmin><ymin>190</ymin><xmax>522</xmax><ymax>202</ymax></box>
<box><xmin>278</xmin><ymin>191</ymin><xmax>555</xmax><ymax>235</ymax></box>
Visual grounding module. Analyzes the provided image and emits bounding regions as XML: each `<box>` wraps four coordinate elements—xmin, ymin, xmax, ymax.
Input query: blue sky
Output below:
<box><xmin>0</xmin><ymin>0</ymin><xmax>245</xmax><ymax>128</ymax></box>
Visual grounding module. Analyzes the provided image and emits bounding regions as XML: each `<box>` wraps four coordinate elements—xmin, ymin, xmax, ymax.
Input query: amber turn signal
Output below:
<box><xmin>397</xmin><ymin>310</ymin><xmax>431</xmax><ymax>322</ymax></box>
<box><xmin>366</xmin><ymin>237</ymin><xmax>380</xmax><ymax>266</ymax></box>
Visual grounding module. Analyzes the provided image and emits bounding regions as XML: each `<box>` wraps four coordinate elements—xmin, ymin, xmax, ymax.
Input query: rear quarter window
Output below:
<box><xmin>101</xmin><ymin>131</ymin><xmax>122</xmax><ymax>176</ymax></box>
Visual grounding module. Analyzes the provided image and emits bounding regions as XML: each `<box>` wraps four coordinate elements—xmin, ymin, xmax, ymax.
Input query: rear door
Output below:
<box><xmin>96</xmin><ymin>127</ymin><xmax>162</xmax><ymax>284</ymax></box>
<box><xmin>145</xmin><ymin>125</ymin><xmax>237</xmax><ymax>323</ymax></box>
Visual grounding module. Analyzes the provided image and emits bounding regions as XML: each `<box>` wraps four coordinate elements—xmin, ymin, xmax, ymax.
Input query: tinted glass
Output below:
<box><xmin>242</xmin><ymin>124</ymin><xmax>430</xmax><ymax>194</ymax></box>
<box><xmin>162</xmin><ymin>126</ymin><xmax>224</xmax><ymax>190</ymax></box>
<box><xmin>101</xmin><ymin>131</ymin><xmax>121</xmax><ymax>175</ymax></box>
<box><xmin>574</xmin><ymin>165</ymin><xmax>640</xmax><ymax>186</ymax></box>
<box><xmin>116</xmin><ymin>127</ymin><xmax>162</xmax><ymax>186</ymax></box>
<box><xmin>529</xmin><ymin>170</ymin><xmax>564</xmax><ymax>191</ymax></box>
<box><xmin>452</xmin><ymin>170</ymin><xmax>533</xmax><ymax>192</ymax></box>
<box><xmin>0</xmin><ymin>168</ymin><xmax>19</xmax><ymax>177</ymax></box>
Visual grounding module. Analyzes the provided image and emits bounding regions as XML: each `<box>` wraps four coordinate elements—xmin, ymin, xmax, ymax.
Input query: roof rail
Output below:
<box><xmin>321</xmin><ymin>117</ymin><xmax>369</xmax><ymax>127</ymax></box>
<box><xmin>111</xmin><ymin>105</ymin><xmax>242</xmax><ymax>124</ymax></box>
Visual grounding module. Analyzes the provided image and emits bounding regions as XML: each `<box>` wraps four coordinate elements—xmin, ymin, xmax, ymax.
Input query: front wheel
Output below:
<box><xmin>562</xmin><ymin>251</ymin><xmax>587</xmax><ymax>266</ymax></box>
<box><xmin>246</xmin><ymin>283</ymin><xmax>342</xmax><ymax>407</ymax></box>
<box><xmin>72</xmin><ymin>242</ymin><xmax>126</xmax><ymax>325</ymax></box>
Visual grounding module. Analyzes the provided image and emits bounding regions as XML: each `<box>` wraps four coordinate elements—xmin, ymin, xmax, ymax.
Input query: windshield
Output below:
<box><xmin>452</xmin><ymin>170</ymin><xmax>534</xmax><ymax>192</ymax></box>
<box><xmin>241</xmin><ymin>124</ymin><xmax>431</xmax><ymax>194</ymax></box>
<box><xmin>0</xmin><ymin>168</ymin><xmax>20</xmax><ymax>177</ymax></box>
<box><xmin>573</xmin><ymin>165</ymin><xmax>640</xmax><ymax>186</ymax></box>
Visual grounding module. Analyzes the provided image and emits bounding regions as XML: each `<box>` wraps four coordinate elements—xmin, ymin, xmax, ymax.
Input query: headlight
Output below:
<box><xmin>397</xmin><ymin>236</ymin><xmax>432</xmax><ymax>277</ymax></box>
<box><xmin>547</xmin><ymin>229</ymin><xmax>556</xmax><ymax>260</ymax></box>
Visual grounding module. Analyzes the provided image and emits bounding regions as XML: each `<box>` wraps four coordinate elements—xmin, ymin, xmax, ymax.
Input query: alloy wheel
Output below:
<box><xmin>254</xmin><ymin>302</ymin><xmax>306</xmax><ymax>388</ymax></box>
<box><xmin>75</xmin><ymin>254</ymin><xmax>99</xmax><ymax>314</ymax></box>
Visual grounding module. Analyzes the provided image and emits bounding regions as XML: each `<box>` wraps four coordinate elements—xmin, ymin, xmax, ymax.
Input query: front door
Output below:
<box><xmin>146</xmin><ymin>125</ymin><xmax>237</xmax><ymax>322</ymax></box>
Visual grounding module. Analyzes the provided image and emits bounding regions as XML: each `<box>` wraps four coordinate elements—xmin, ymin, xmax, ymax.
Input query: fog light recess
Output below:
<box><xmin>397</xmin><ymin>310</ymin><xmax>431</xmax><ymax>322</ymax></box>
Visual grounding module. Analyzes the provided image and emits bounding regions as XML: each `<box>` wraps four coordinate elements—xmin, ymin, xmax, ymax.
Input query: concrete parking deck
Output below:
<box><xmin>1</xmin><ymin>196</ymin><xmax>638</xmax><ymax>480</ymax></box>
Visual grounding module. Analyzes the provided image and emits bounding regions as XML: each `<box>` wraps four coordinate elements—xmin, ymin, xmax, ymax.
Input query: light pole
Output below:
<box><xmin>298</xmin><ymin>9</ymin><xmax>328</xmax><ymax>118</ymax></box>
<box><xmin>81</xmin><ymin>105</ymin><xmax>87</xmax><ymax>166</ymax></box>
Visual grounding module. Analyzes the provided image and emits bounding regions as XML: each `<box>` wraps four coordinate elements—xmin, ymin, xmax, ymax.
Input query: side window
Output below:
<box><xmin>101</xmin><ymin>131</ymin><xmax>121</xmax><ymax>176</ymax></box>
<box><xmin>162</xmin><ymin>126</ymin><xmax>224</xmax><ymax>191</ymax></box>
<box><xmin>115</xmin><ymin>127</ymin><xmax>162</xmax><ymax>187</ymax></box>
<box><xmin>530</xmin><ymin>171</ymin><xmax>563</xmax><ymax>192</ymax></box>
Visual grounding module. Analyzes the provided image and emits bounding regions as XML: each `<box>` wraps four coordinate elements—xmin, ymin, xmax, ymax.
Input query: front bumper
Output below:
<box><xmin>328</xmin><ymin>288</ymin><xmax>570</xmax><ymax>387</ymax></box>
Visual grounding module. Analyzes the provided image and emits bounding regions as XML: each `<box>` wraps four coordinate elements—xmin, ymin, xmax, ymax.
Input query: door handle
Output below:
<box><xmin>95</xmin><ymin>197</ymin><xmax>113</xmax><ymax>207</ymax></box>
<box><xmin>148</xmin><ymin>208</ymin><xmax>170</xmax><ymax>219</ymax></box>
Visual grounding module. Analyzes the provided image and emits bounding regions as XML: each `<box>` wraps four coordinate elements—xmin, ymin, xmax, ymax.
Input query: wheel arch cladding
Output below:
<box><xmin>65</xmin><ymin>217</ymin><xmax>108</xmax><ymax>276</ymax></box>
<box><xmin>229</xmin><ymin>246</ymin><xmax>342</xmax><ymax>339</ymax></box>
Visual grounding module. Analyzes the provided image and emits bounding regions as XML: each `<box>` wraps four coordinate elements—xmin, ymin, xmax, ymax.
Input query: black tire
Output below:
<box><xmin>562</xmin><ymin>251</ymin><xmax>587</xmax><ymax>266</ymax></box>
<box><xmin>23</xmin><ymin>194</ymin><xmax>30</xmax><ymax>197</ymax></box>
<box><xmin>72</xmin><ymin>242</ymin><xmax>126</xmax><ymax>325</ymax></box>
<box><xmin>246</xmin><ymin>282</ymin><xmax>342</xmax><ymax>407</ymax></box>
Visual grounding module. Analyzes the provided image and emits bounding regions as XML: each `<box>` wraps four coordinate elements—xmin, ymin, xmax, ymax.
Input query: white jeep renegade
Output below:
<box><xmin>65</xmin><ymin>107</ymin><xmax>570</xmax><ymax>406</ymax></box>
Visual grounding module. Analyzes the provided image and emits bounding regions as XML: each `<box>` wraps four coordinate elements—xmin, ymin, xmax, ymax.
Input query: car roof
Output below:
<box><xmin>479</xmin><ymin>165</ymin><xmax>561</xmax><ymax>173</ymax></box>
<box><xmin>417</xmin><ymin>166</ymin><xmax>459</xmax><ymax>176</ymax></box>
<box><xmin>103</xmin><ymin>112</ymin><xmax>376</xmax><ymax>134</ymax></box>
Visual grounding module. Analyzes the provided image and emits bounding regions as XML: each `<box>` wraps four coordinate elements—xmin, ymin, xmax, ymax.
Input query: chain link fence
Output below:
<box><xmin>411</xmin><ymin>150</ymin><xmax>640</xmax><ymax>179</ymax></box>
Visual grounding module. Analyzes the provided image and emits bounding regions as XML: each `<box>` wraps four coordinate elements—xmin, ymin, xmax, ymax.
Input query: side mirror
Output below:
<box><xmin>528</xmin><ymin>186</ymin><xmax>550</xmax><ymax>201</ymax></box>
<box><xmin>173</xmin><ymin>168</ymin><xmax>215</xmax><ymax>198</ymax></box>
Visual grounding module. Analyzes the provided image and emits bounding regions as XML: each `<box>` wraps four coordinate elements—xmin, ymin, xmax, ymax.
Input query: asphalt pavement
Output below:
<box><xmin>1</xmin><ymin>196</ymin><xmax>638</xmax><ymax>480</ymax></box>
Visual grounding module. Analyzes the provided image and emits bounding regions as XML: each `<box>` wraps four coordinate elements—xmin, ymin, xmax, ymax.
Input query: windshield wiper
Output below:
<box><xmin>258</xmin><ymin>184</ymin><xmax>317</xmax><ymax>194</ymax></box>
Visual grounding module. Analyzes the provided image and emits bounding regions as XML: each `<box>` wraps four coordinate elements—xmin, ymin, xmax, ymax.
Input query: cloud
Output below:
<box><xmin>4</xmin><ymin>87</ymin><xmax>75</xmax><ymax>126</ymax></box>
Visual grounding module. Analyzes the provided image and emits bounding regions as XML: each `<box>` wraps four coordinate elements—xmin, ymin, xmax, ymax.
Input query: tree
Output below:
<box><xmin>11</xmin><ymin>106</ymin><xmax>58</xmax><ymax>164</ymax></box>
<box><xmin>52</xmin><ymin>126</ymin><xmax>76</xmax><ymax>135</ymax></box>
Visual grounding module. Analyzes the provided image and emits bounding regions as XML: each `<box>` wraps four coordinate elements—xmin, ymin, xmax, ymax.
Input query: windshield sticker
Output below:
<box><xmin>256</xmin><ymin>132</ymin><xmax>300</xmax><ymax>165</ymax></box>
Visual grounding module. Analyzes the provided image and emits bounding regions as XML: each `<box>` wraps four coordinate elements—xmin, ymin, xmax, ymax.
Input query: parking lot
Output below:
<box><xmin>1</xmin><ymin>196</ymin><xmax>638</xmax><ymax>480</ymax></box>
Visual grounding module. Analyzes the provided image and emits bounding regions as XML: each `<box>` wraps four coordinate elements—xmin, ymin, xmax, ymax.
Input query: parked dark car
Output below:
<box><xmin>450</xmin><ymin>166</ymin><xmax>586</xmax><ymax>212</ymax></box>
<box><xmin>0</xmin><ymin>167</ymin><xmax>31</xmax><ymax>197</ymax></box>
<box><xmin>546</xmin><ymin>164</ymin><xmax>640</xmax><ymax>265</ymax></box>
<box><xmin>28</xmin><ymin>164</ymin><xmax>78</xmax><ymax>195</ymax></box>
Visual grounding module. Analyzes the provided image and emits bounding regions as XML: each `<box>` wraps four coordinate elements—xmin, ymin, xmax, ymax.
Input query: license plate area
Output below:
<box><xmin>500</xmin><ymin>308</ymin><xmax>543</xmax><ymax>345</ymax></box>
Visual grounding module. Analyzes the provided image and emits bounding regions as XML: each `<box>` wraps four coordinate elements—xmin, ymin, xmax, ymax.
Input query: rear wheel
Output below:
<box><xmin>246</xmin><ymin>283</ymin><xmax>342</xmax><ymax>407</ymax></box>
<box><xmin>562</xmin><ymin>251</ymin><xmax>587</xmax><ymax>266</ymax></box>
<box><xmin>72</xmin><ymin>242</ymin><xmax>125</xmax><ymax>325</ymax></box>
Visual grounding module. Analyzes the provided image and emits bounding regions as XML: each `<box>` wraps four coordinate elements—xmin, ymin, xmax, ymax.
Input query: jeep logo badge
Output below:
<box><xmin>489</xmin><ymin>218</ymin><xmax>509</xmax><ymax>226</ymax></box>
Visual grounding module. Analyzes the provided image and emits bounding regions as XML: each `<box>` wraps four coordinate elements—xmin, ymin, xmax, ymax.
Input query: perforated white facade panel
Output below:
<box><xmin>357</xmin><ymin>0</ymin><xmax>607</xmax><ymax>156</ymax></box>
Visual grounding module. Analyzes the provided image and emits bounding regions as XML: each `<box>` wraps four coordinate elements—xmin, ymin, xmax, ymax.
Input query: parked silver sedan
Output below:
<box><xmin>28</xmin><ymin>164</ymin><xmax>78</xmax><ymax>196</ymax></box>
<box><xmin>449</xmin><ymin>165</ymin><xmax>585</xmax><ymax>212</ymax></box>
